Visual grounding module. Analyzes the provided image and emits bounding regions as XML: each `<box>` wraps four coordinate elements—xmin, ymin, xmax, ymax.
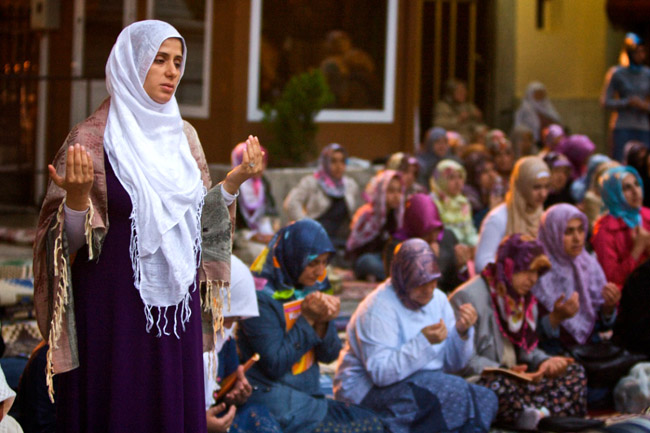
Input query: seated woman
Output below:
<box><xmin>335</xmin><ymin>238</ymin><xmax>497</xmax><ymax>433</ymax></box>
<box><xmin>347</xmin><ymin>170</ymin><xmax>404</xmax><ymax>281</ymax></box>
<box><xmin>538</xmin><ymin>124</ymin><xmax>566</xmax><ymax>159</ymax></box>
<box><xmin>430</xmin><ymin>159</ymin><xmax>478</xmax><ymax>247</ymax></box>
<box><xmin>203</xmin><ymin>254</ymin><xmax>282</xmax><ymax>433</ymax></box>
<box><xmin>474</xmin><ymin>156</ymin><xmax>550</xmax><ymax>272</ymax></box>
<box><xmin>461</xmin><ymin>146</ymin><xmax>501</xmax><ymax>229</ymax></box>
<box><xmin>485</xmin><ymin>129</ymin><xmax>515</xmax><ymax>183</ymax></box>
<box><xmin>543</xmin><ymin>152</ymin><xmax>575</xmax><ymax>208</ymax></box>
<box><xmin>385</xmin><ymin>152</ymin><xmax>426</xmax><ymax>197</ymax></box>
<box><xmin>532</xmin><ymin>204</ymin><xmax>620</xmax><ymax>355</ymax></box>
<box><xmin>383</xmin><ymin>193</ymin><xmax>470</xmax><ymax>293</ymax></box>
<box><xmin>239</xmin><ymin>219</ymin><xmax>384</xmax><ymax>433</ymax></box>
<box><xmin>624</xmin><ymin>140</ymin><xmax>650</xmax><ymax>207</ymax></box>
<box><xmin>284</xmin><ymin>143</ymin><xmax>360</xmax><ymax>248</ymax></box>
<box><xmin>433</xmin><ymin>78</ymin><xmax>485</xmax><ymax>144</ymax></box>
<box><xmin>231</xmin><ymin>142</ymin><xmax>278</xmax><ymax>265</ymax></box>
<box><xmin>514</xmin><ymin>82</ymin><xmax>562</xmax><ymax>145</ymax></box>
<box><xmin>557</xmin><ymin>134</ymin><xmax>595</xmax><ymax>181</ymax></box>
<box><xmin>592</xmin><ymin>166</ymin><xmax>650</xmax><ymax>288</ymax></box>
<box><xmin>510</xmin><ymin>125</ymin><xmax>535</xmax><ymax>159</ymax></box>
<box><xmin>416</xmin><ymin>127</ymin><xmax>453</xmax><ymax>188</ymax></box>
<box><xmin>449</xmin><ymin>235</ymin><xmax>587</xmax><ymax>429</ymax></box>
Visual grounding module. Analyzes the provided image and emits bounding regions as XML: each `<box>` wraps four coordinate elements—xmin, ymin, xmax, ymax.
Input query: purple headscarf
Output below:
<box><xmin>231</xmin><ymin>142</ymin><xmax>269</xmax><ymax>230</ymax></box>
<box><xmin>390</xmin><ymin>238</ymin><xmax>441</xmax><ymax>310</ymax></box>
<box><xmin>544</xmin><ymin>124</ymin><xmax>565</xmax><ymax>149</ymax></box>
<box><xmin>481</xmin><ymin>234</ymin><xmax>551</xmax><ymax>352</ymax></box>
<box><xmin>533</xmin><ymin>204</ymin><xmax>605</xmax><ymax>344</ymax></box>
<box><xmin>557</xmin><ymin>134</ymin><xmax>595</xmax><ymax>178</ymax></box>
<box><xmin>315</xmin><ymin>143</ymin><xmax>347</xmax><ymax>198</ymax></box>
<box><xmin>394</xmin><ymin>193</ymin><xmax>444</xmax><ymax>241</ymax></box>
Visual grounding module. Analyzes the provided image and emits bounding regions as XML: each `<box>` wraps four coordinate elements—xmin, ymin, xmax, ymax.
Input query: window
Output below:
<box><xmin>147</xmin><ymin>0</ymin><xmax>213</xmax><ymax>118</ymax></box>
<box><xmin>247</xmin><ymin>0</ymin><xmax>398</xmax><ymax>123</ymax></box>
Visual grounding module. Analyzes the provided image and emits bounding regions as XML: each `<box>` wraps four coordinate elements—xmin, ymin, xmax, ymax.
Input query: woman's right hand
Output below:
<box><xmin>206</xmin><ymin>403</ymin><xmax>236</xmax><ymax>433</ymax></box>
<box><xmin>48</xmin><ymin>143</ymin><xmax>94</xmax><ymax>211</ymax></box>
<box><xmin>422</xmin><ymin>319</ymin><xmax>447</xmax><ymax>344</ymax></box>
<box><xmin>549</xmin><ymin>292</ymin><xmax>579</xmax><ymax>327</ymax></box>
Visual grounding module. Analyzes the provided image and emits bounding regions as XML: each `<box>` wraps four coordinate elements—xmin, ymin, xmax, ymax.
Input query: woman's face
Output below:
<box><xmin>408</xmin><ymin>279</ymin><xmax>437</xmax><ymax>307</ymax></box>
<box><xmin>402</xmin><ymin>165</ymin><xmax>418</xmax><ymax>190</ymax></box>
<box><xmin>622</xmin><ymin>173</ymin><xmax>643</xmax><ymax>209</ymax></box>
<box><xmin>453</xmin><ymin>83</ymin><xmax>467</xmax><ymax>103</ymax></box>
<box><xmin>143</xmin><ymin>38</ymin><xmax>183</xmax><ymax>104</ymax></box>
<box><xmin>511</xmin><ymin>270</ymin><xmax>539</xmax><ymax>296</ymax></box>
<box><xmin>563</xmin><ymin>217</ymin><xmax>585</xmax><ymax>259</ymax></box>
<box><xmin>443</xmin><ymin>169</ymin><xmax>465</xmax><ymax>197</ymax></box>
<box><xmin>550</xmin><ymin>167</ymin><xmax>570</xmax><ymax>191</ymax></box>
<box><xmin>527</xmin><ymin>176</ymin><xmax>550</xmax><ymax>208</ymax></box>
<box><xmin>478</xmin><ymin>162</ymin><xmax>497</xmax><ymax>192</ymax></box>
<box><xmin>632</xmin><ymin>45</ymin><xmax>647</xmax><ymax>65</ymax></box>
<box><xmin>329</xmin><ymin>150</ymin><xmax>346</xmax><ymax>181</ymax></box>
<box><xmin>385</xmin><ymin>177</ymin><xmax>403</xmax><ymax>210</ymax></box>
<box><xmin>433</xmin><ymin>137</ymin><xmax>449</xmax><ymax>158</ymax></box>
<box><xmin>297</xmin><ymin>252</ymin><xmax>330</xmax><ymax>287</ymax></box>
<box><xmin>494</xmin><ymin>149</ymin><xmax>514</xmax><ymax>175</ymax></box>
<box><xmin>533</xmin><ymin>88</ymin><xmax>546</xmax><ymax>101</ymax></box>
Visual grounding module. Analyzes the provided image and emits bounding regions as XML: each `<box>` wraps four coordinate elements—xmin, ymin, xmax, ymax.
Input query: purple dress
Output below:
<box><xmin>56</xmin><ymin>156</ymin><xmax>207</xmax><ymax>432</ymax></box>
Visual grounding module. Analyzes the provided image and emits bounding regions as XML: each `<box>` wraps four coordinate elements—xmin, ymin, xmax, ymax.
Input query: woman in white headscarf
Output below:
<box><xmin>33</xmin><ymin>20</ymin><xmax>263</xmax><ymax>432</ymax></box>
<box><xmin>0</xmin><ymin>368</ymin><xmax>22</xmax><ymax>432</ymax></box>
<box><xmin>514</xmin><ymin>82</ymin><xmax>562</xmax><ymax>143</ymax></box>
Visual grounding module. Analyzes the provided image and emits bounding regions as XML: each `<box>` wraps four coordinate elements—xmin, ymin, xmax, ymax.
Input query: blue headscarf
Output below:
<box><xmin>600</xmin><ymin>166</ymin><xmax>644</xmax><ymax>228</ymax></box>
<box><xmin>251</xmin><ymin>219</ymin><xmax>335</xmax><ymax>300</ymax></box>
<box><xmin>570</xmin><ymin>154</ymin><xmax>611</xmax><ymax>202</ymax></box>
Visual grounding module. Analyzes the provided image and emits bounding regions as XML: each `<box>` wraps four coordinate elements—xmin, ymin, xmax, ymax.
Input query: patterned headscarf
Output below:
<box><xmin>251</xmin><ymin>219</ymin><xmax>335</xmax><ymax>300</ymax></box>
<box><xmin>481</xmin><ymin>234</ymin><xmax>551</xmax><ymax>352</ymax></box>
<box><xmin>430</xmin><ymin>159</ymin><xmax>471</xmax><ymax>226</ymax></box>
<box><xmin>347</xmin><ymin>170</ymin><xmax>404</xmax><ymax>251</ymax></box>
<box><xmin>533</xmin><ymin>204</ymin><xmax>605</xmax><ymax>344</ymax></box>
<box><xmin>394</xmin><ymin>193</ymin><xmax>444</xmax><ymax>241</ymax></box>
<box><xmin>231</xmin><ymin>142</ymin><xmax>269</xmax><ymax>230</ymax></box>
<box><xmin>390</xmin><ymin>238</ymin><xmax>441</xmax><ymax>310</ymax></box>
<box><xmin>600</xmin><ymin>166</ymin><xmax>644</xmax><ymax>229</ymax></box>
<box><xmin>505</xmin><ymin>156</ymin><xmax>550</xmax><ymax>237</ymax></box>
<box><xmin>386</xmin><ymin>152</ymin><xmax>419</xmax><ymax>174</ymax></box>
<box><xmin>315</xmin><ymin>143</ymin><xmax>348</xmax><ymax>198</ymax></box>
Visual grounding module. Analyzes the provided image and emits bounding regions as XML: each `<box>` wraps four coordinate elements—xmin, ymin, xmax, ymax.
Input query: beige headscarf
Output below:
<box><xmin>505</xmin><ymin>156</ymin><xmax>550</xmax><ymax>237</ymax></box>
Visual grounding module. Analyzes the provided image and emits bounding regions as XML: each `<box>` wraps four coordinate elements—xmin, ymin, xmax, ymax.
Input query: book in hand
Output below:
<box><xmin>481</xmin><ymin>366</ymin><xmax>535</xmax><ymax>382</ymax></box>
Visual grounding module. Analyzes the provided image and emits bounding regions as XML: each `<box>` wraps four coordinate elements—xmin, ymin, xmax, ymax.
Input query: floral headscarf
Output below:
<box><xmin>251</xmin><ymin>219</ymin><xmax>335</xmax><ymax>300</ymax></box>
<box><xmin>600</xmin><ymin>166</ymin><xmax>644</xmax><ymax>229</ymax></box>
<box><xmin>315</xmin><ymin>143</ymin><xmax>348</xmax><ymax>198</ymax></box>
<box><xmin>533</xmin><ymin>204</ymin><xmax>605</xmax><ymax>344</ymax></box>
<box><xmin>347</xmin><ymin>170</ymin><xmax>404</xmax><ymax>251</ymax></box>
<box><xmin>231</xmin><ymin>142</ymin><xmax>269</xmax><ymax>230</ymax></box>
<box><xmin>390</xmin><ymin>238</ymin><xmax>441</xmax><ymax>310</ymax></box>
<box><xmin>394</xmin><ymin>193</ymin><xmax>444</xmax><ymax>242</ymax></box>
<box><xmin>505</xmin><ymin>156</ymin><xmax>550</xmax><ymax>237</ymax></box>
<box><xmin>481</xmin><ymin>234</ymin><xmax>551</xmax><ymax>352</ymax></box>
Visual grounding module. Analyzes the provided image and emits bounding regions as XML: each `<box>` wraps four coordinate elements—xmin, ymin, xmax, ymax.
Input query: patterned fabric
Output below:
<box><xmin>601</xmin><ymin>165</ymin><xmax>644</xmax><ymax>228</ymax></box>
<box><xmin>478</xmin><ymin>363</ymin><xmax>587</xmax><ymax>425</ymax></box>
<box><xmin>251</xmin><ymin>219</ymin><xmax>334</xmax><ymax>300</ymax></box>
<box><xmin>347</xmin><ymin>170</ymin><xmax>404</xmax><ymax>252</ymax></box>
<box><xmin>315</xmin><ymin>143</ymin><xmax>348</xmax><ymax>198</ymax></box>
<box><xmin>430</xmin><ymin>159</ymin><xmax>478</xmax><ymax>246</ymax></box>
<box><xmin>312</xmin><ymin>400</ymin><xmax>385</xmax><ymax>433</ymax></box>
<box><xmin>533</xmin><ymin>204</ymin><xmax>606</xmax><ymax>344</ymax></box>
<box><xmin>481</xmin><ymin>234</ymin><xmax>550</xmax><ymax>353</ymax></box>
<box><xmin>390</xmin><ymin>238</ymin><xmax>441</xmax><ymax>311</ymax></box>
<box><xmin>361</xmin><ymin>370</ymin><xmax>497</xmax><ymax>433</ymax></box>
<box><xmin>227</xmin><ymin>404</ymin><xmax>283</xmax><ymax>433</ymax></box>
<box><xmin>505</xmin><ymin>156</ymin><xmax>550</xmax><ymax>237</ymax></box>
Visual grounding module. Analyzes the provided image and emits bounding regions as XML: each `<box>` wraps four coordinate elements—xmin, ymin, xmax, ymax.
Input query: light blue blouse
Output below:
<box><xmin>334</xmin><ymin>281</ymin><xmax>474</xmax><ymax>404</ymax></box>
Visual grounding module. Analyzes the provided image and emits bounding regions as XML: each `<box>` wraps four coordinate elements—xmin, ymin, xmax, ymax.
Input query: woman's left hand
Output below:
<box><xmin>532</xmin><ymin>356</ymin><xmax>573</xmax><ymax>380</ymax></box>
<box><xmin>601</xmin><ymin>282</ymin><xmax>621</xmax><ymax>314</ymax></box>
<box><xmin>223</xmin><ymin>136</ymin><xmax>264</xmax><ymax>195</ymax></box>
<box><xmin>223</xmin><ymin>365</ymin><xmax>253</xmax><ymax>406</ymax></box>
<box><xmin>455</xmin><ymin>303</ymin><xmax>478</xmax><ymax>337</ymax></box>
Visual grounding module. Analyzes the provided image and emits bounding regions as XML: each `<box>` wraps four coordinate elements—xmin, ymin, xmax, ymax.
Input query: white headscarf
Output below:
<box><xmin>104</xmin><ymin>20</ymin><xmax>205</xmax><ymax>334</ymax></box>
<box><xmin>203</xmin><ymin>255</ymin><xmax>260</xmax><ymax>410</ymax></box>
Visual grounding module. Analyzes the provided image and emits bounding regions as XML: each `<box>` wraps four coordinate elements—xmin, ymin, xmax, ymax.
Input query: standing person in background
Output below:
<box><xmin>474</xmin><ymin>156</ymin><xmax>550</xmax><ymax>272</ymax></box>
<box><xmin>433</xmin><ymin>78</ymin><xmax>485</xmax><ymax>144</ymax></box>
<box><xmin>600</xmin><ymin>35</ymin><xmax>630</xmax><ymax>154</ymax></box>
<box><xmin>514</xmin><ymin>82</ymin><xmax>562</xmax><ymax>145</ymax></box>
<box><xmin>33</xmin><ymin>20</ymin><xmax>264</xmax><ymax>432</ymax></box>
<box><xmin>231</xmin><ymin>142</ymin><xmax>278</xmax><ymax>265</ymax></box>
<box><xmin>604</xmin><ymin>33</ymin><xmax>650</xmax><ymax>162</ymax></box>
<box><xmin>284</xmin><ymin>143</ymin><xmax>360</xmax><ymax>249</ymax></box>
<box><xmin>591</xmin><ymin>166</ymin><xmax>650</xmax><ymax>288</ymax></box>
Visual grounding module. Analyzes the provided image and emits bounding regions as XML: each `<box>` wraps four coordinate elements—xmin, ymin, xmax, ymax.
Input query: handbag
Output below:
<box><xmin>569</xmin><ymin>341</ymin><xmax>648</xmax><ymax>388</ymax></box>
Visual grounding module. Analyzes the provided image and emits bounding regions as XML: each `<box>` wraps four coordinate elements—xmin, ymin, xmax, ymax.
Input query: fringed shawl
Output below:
<box><xmin>33</xmin><ymin>98</ymin><xmax>235</xmax><ymax>400</ymax></box>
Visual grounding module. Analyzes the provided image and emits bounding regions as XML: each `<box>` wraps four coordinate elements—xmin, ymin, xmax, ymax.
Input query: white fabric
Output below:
<box><xmin>203</xmin><ymin>254</ymin><xmax>260</xmax><ymax>410</ymax></box>
<box><xmin>63</xmin><ymin>204</ymin><xmax>88</xmax><ymax>253</ymax></box>
<box><xmin>104</xmin><ymin>21</ymin><xmax>205</xmax><ymax>320</ymax></box>
<box><xmin>0</xmin><ymin>368</ymin><xmax>20</xmax><ymax>433</ymax></box>
<box><xmin>334</xmin><ymin>282</ymin><xmax>474</xmax><ymax>404</ymax></box>
<box><xmin>514</xmin><ymin>82</ymin><xmax>562</xmax><ymax>141</ymax></box>
<box><xmin>474</xmin><ymin>203</ymin><xmax>508</xmax><ymax>272</ymax></box>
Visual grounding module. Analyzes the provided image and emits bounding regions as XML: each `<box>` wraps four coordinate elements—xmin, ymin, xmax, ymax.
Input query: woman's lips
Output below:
<box><xmin>161</xmin><ymin>84</ymin><xmax>174</xmax><ymax>92</ymax></box>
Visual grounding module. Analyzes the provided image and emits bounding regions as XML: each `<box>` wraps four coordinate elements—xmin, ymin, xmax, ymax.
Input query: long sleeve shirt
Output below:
<box><xmin>334</xmin><ymin>282</ymin><xmax>474</xmax><ymax>404</ymax></box>
<box><xmin>604</xmin><ymin>66</ymin><xmax>650</xmax><ymax>131</ymax></box>
<box><xmin>474</xmin><ymin>203</ymin><xmax>507</xmax><ymax>273</ymax></box>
